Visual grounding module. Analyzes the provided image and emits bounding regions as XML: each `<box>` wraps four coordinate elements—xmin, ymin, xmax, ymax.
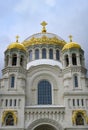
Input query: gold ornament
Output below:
<box><xmin>23</xmin><ymin>35</ymin><xmax>66</xmax><ymax>47</ymax></box>
<box><xmin>2</xmin><ymin>110</ymin><xmax>18</xmax><ymax>125</ymax></box>
<box><xmin>72</xmin><ymin>110</ymin><xmax>88</xmax><ymax>124</ymax></box>
<box><xmin>41</xmin><ymin>21</ymin><xmax>47</xmax><ymax>33</ymax></box>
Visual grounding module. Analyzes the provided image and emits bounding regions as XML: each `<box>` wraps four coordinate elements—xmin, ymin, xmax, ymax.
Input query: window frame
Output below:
<box><xmin>38</xmin><ymin>80</ymin><xmax>52</xmax><ymax>105</ymax></box>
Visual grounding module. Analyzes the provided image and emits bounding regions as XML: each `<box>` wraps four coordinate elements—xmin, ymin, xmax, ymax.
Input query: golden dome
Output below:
<box><xmin>7</xmin><ymin>42</ymin><xmax>26</xmax><ymax>51</ymax></box>
<box><xmin>22</xmin><ymin>21</ymin><xmax>66</xmax><ymax>47</ymax></box>
<box><xmin>62</xmin><ymin>42</ymin><xmax>81</xmax><ymax>51</ymax></box>
<box><xmin>7</xmin><ymin>35</ymin><xmax>26</xmax><ymax>51</ymax></box>
<box><xmin>62</xmin><ymin>35</ymin><xmax>81</xmax><ymax>51</ymax></box>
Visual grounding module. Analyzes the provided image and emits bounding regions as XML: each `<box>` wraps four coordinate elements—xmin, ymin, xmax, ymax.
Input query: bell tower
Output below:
<box><xmin>62</xmin><ymin>36</ymin><xmax>87</xmax><ymax>126</ymax></box>
<box><xmin>0</xmin><ymin>36</ymin><xmax>27</xmax><ymax>128</ymax></box>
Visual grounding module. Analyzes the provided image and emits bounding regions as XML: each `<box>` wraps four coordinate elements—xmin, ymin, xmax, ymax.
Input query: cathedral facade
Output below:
<box><xmin>0</xmin><ymin>21</ymin><xmax>88</xmax><ymax>130</ymax></box>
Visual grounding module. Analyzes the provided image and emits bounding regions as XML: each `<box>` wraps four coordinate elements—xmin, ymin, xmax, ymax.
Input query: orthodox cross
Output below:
<box><xmin>69</xmin><ymin>35</ymin><xmax>73</xmax><ymax>42</ymax></box>
<box><xmin>41</xmin><ymin>21</ymin><xmax>47</xmax><ymax>33</ymax></box>
<box><xmin>16</xmin><ymin>35</ymin><xmax>19</xmax><ymax>42</ymax></box>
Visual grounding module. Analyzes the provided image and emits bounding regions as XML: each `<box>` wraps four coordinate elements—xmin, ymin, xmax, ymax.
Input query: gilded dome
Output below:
<box><xmin>22</xmin><ymin>21</ymin><xmax>66</xmax><ymax>47</ymax></box>
<box><xmin>7</xmin><ymin>42</ymin><xmax>26</xmax><ymax>51</ymax></box>
<box><xmin>23</xmin><ymin>32</ymin><xmax>66</xmax><ymax>47</ymax></box>
<box><xmin>6</xmin><ymin>35</ymin><xmax>26</xmax><ymax>51</ymax></box>
<box><xmin>62</xmin><ymin>42</ymin><xmax>81</xmax><ymax>51</ymax></box>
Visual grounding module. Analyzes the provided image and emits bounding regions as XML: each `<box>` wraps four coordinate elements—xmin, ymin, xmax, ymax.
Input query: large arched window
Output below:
<box><xmin>10</xmin><ymin>75</ymin><xmax>15</xmax><ymax>88</ymax></box>
<box><xmin>35</xmin><ymin>49</ymin><xmax>39</xmax><ymax>59</ymax></box>
<box><xmin>76</xmin><ymin>113</ymin><xmax>84</xmax><ymax>125</ymax></box>
<box><xmin>65</xmin><ymin>55</ymin><xmax>69</xmax><ymax>67</ymax></box>
<box><xmin>56</xmin><ymin>50</ymin><xmax>60</xmax><ymax>60</ymax></box>
<box><xmin>12</xmin><ymin>54</ymin><xmax>17</xmax><ymax>66</ymax></box>
<box><xmin>38</xmin><ymin>80</ymin><xmax>52</xmax><ymax>105</ymax></box>
<box><xmin>29</xmin><ymin>50</ymin><xmax>32</xmax><ymax>61</ymax></box>
<box><xmin>42</xmin><ymin>48</ymin><xmax>46</xmax><ymax>59</ymax></box>
<box><xmin>49</xmin><ymin>49</ymin><xmax>53</xmax><ymax>59</ymax></box>
<box><xmin>74</xmin><ymin>75</ymin><xmax>78</xmax><ymax>88</ymax></box>
<box><xmin>72</xmin><ymin>53</ymin><xmax>77</xmax><ymax>65</ymax></box>
<box><xmin>5</xmin><ymin>113</ymin><xmax>14</xmax><ymax>126</ymax></box>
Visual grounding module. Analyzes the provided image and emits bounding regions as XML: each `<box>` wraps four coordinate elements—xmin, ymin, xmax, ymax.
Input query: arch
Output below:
<box><xmin>38</xmin><ymin>80</ymin><xmax>52</xmax><ymax>105</ymax></box>
<box><xmin>72</xmin><ymin>53</ymin><xmax>77</xmax><ymax>65</ymax></box>
<box><xmin>10</xmin><ymin>75</ymin><xmax>15</xmax><ymax>88</ymax></box>
<box><xmin>65</xmin><ymin>55</ymin><xmax>69</xmax><ymax>67</ymax></box>
<box><xmin>6</xmin><ymin>55</ymin><xmax>9</xmax><ymax>66</ymax></box>
<box><xmin>2</xmin><ymin>110</ymin><xmax>17</xmax><ymax>125</ymax></box>
<box><xmin>49</xmin><ymin>49</ymin><xmax>53</xmax><ymax>59</ymax></box>
<box><xmin>42</xmin><ymin>48</ymin><xmax>46</xmax><ymax>59</ymax></box>
<box><xmin>56</xmin><ymin>49</ymin><xmax>60</xmax><ymax>61</ymax></box>
<box><xmin>12</xmin><ymin>54</ymin><xmax>17</xmax><ymax>66</ymax></box>
<box><xmin>76</xmin><ymin>113</ymin><xmax>84</xmax><ymax>125</ymax></box>
<box><xmin>29</xmin><ymin>50</ymin><xmax>32</xmax><ymax>61</ymax></box>
<box><xmin>20</xmin><ymin>55</ymin><xmax>24</xmax><ymax>66</ymax></box>
<box><xmin>35</xmin><ymin>49</ymin><xmax>39</xmax><ymax>59</ymax></box>
<box><xmin>72</xmin><ymin>110</ymin><xmax>88</xmax><ymax>125</ymax></box>
<box><xmin>80</xmin><ymin>54</ymin><xmax>83</xmax><ymax>65</ymax></box>
<box><xmin>73</xmin><ymin>74</ymin><xmax>78</xmax><ymax>88</ymax></box>
<box><xmin>27</xmin><ymin>118</ymin><xmax>64</xmax><ymax>130</ymax></box>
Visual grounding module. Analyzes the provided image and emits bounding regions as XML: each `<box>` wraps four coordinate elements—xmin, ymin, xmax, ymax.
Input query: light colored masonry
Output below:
<box><xmin>0</xmin><ymin>22</ymin><xmax>88</xmax><ymax>130</ymax></box>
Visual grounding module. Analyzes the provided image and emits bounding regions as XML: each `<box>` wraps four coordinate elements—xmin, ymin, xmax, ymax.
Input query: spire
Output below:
<box><xmin>16</xmin><ymin>35</ymin><xmax>19</xmax><ymax>42</ymax></box>
<box><xmin>69</xmin><ymin>35</ymin><xmax>73</xmax><ymax>42</ymax></box>
<box><xmin>41</xmin><ymin>21</ymin><xmax>47</xmax><ymax>33</ymax></box>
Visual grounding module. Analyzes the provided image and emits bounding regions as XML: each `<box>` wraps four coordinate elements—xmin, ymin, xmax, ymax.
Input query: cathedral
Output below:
<box><xmin>0</xmin><ymin>21</ymin><xmax>88</xmax><ymax>130</ymax></box>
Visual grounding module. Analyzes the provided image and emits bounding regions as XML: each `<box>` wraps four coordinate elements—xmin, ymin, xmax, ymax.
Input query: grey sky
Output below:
<box><xmin>0</xmin><ymin>0</ymin><xmax>88</xmax><ymax>77</ymax></box>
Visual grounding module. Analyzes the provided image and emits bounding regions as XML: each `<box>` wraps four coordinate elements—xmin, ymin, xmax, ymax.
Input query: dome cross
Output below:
<box><xmin>16</xmin><ymin>35</ymin><xmax>19</xmax><ymax>42</ymax></box>
<box><xmin>41</xmin><ymin>21</ymin><xmax>47</xmax><ymax>33</ymax></box>
<box><xmin>69</xmin><ymin>35</ymin><xmax>73</xmax><ymax>42</ymax></box>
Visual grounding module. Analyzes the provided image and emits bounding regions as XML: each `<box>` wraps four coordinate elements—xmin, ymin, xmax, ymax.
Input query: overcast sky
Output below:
<box><xmin>0</xmin><ymin>0</ymin><xmax>88</xmax><ymax>77</ymax></box>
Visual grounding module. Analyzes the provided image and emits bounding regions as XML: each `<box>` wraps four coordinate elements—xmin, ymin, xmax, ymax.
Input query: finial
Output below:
<box><xmin>69</xmin><ymin>35</ymin><xmax>73</xmax><ymax>42</ymax></box>
<box><xmin>16</xmin><ymin>35</ymin><xmax>19</xmax><ymax>42</ymax></box>
<box><xmin>41</xmin><ymin>21</ymin><xmax>47</xmax><ymax>33</ymax></box>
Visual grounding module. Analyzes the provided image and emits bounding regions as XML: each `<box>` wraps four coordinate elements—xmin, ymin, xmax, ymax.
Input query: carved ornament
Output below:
<box><xmin>23</xmin><ymin>36</ymin><xmax>66</xmax><ymax>47</ymax></box>
<box><xmin>2</xmin><ymin>110</ymin><xmax>18</xmax><ymax>125</ymax></box>
<box><xmin>72</xmin><ymin>110</ymin><xmax>88</xmax><ymax>124</ymax></box>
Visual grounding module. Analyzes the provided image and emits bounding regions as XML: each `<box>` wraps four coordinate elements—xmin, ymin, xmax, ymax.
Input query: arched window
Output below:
<box><xmin>74</xmin><ymin>75</ymin><xmax>78</xmax><ymax>88</ymax></box>
<box><xmin>65</xmin><ymin>55</ymin><xmax>69</xmax><ymax>66</ymax></box>
<box><xmin>49</xmin><ymin>49</ymin><xmax>53</xmax><ymax>59</ymax></box>
<box><xmin>5</xmin><ymin>113</ymin><xmax>14</xmax><ymax>126</ymax></box>
<box><xmin>6</xmin><ymin>55</ymin><xmax>9</xmax><ymax>66</ymax></box>
<box><xmin>29</xmin><ymin>50</ymin><xmax>32</xmax><ymax>61</ymax></box>
<box><xmin>35</xmin><ymin>49</ymin><xmax>39</xmax><ymax>59</ymax></box>
<box><xmin>72</xmin><ymin>53</ymin><xmax>77</xmax><ymax>65</ymax></box>
<box><xmin>38</xmin><ymin>80</ymin><xmax>52</xmax><ymax>105</ymax></box>
<box><xmin>10</xmin><ymin>75</ymin><xmax>15</xmax><ymax>88</ymax></box>
<box><xmin>12</xmin><ymin>54</ymin><xmax>17</xmax><ymax>66</ymax></box>
<box><xmin>76</xmin><ymin>113</ymin><xmax>84</xmax><ymax>125</ymax></box>
<box><xmin>80</xmin><ymin>54</ymin><xmax>82</xmax><ymax>65</ymax></box>
<box><xmin>42</xmin><ymin>48</ymin><xmax>46</xmax><ymax>59</ymax></box>
<box><xmin>56</xmin><ymin>50</ymin><xmax>60</xmax><ymax>60</ymax></box>
<box><xmin>20</xmin><ymin>55</ymin><xmax>24</xmax><ymax>66</ymax></box>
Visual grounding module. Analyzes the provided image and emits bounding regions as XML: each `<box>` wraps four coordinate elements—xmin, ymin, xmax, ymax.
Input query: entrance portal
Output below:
<box><xmin>34</xmin><ymin>124</ymin><xmax>56</xmax><ymax>130</ymax></box>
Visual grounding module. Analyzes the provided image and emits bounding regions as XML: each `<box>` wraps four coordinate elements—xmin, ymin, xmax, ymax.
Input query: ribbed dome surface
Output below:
<box><xmin>7</xmin><ymin>42</ymin><xmax>26</xmax><ymax>51</ymax></box>
<box><xmin>22</xmin><ymin>32</ymin><xmax>66</xmax><ymax>47</ymax></box>
<box><xmin>62</xmin><ymin>42</ymin><xmax>81</xmax><ymax>51</ymax></box>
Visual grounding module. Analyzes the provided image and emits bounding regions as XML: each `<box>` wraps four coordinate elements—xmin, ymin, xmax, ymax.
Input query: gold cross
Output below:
<box><xmin>69</xmin><ymin>35</ymin><xmax>73</xmax><ymax>42</ymax></box>
<box><xmin>41</xmin><ymin>21</ymin><xmax>47</xmax><ymax>33</ymax></box>
<box><xmin>16</xmin><ymin>35</ymin><xmax>19</xmax><ymax>42</ymax></box>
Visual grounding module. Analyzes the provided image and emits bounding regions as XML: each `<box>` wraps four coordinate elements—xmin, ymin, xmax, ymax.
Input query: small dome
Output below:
<box><xmin>62</xmin><ymin>42</ymin><xmax>81</xmax><ymax>51</ymax></box>
<box><xmin>7</xmin><ymin>42</ymin><xmax>26</xmax><ymax>51</ymax></box>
